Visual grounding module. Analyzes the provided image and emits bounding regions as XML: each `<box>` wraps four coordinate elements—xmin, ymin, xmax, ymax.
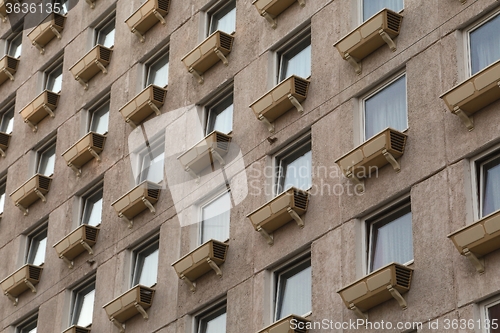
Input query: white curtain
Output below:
<box><xmin>143</xmin><ymin>151</ymin><xmax>165</xmax><ymax>183</ymax></box>
<box><xmin>31</xmin><ymin>236</ymin><xmax>47</xmax><ymax>266</ymax></box>
<box><xmin>284</xmin><ymin>44</ymin><xmax>311</xmax><ymax>81</ymax></box>
<box><xmin>202</xmin><ymin>192</ymin><xmax>231</xmax><ymax>243</ymax></box>
<box><xmin>76</xmin><ymin>289</ymin><xmax>95</xmax><ymax>327</ymax></box>
<box><xmin>363</xmin><ymin>0</ymin><xmax>404</xmax><ymax>21</ymax></box>
<box><xmin>0</xmin><ymin>191</ymin><xmax>4</xmax><ymax>215</ymax></box>
<box><xmin>365</xmin><ymin>75</ymin><xmax>407</xmax><ymax>140</ymax></box>
<box><xmin>371</xmin><ymin>211</ymin><xmax>413</xmax><ymax>271</ymax></box>
<box><xmin>283</xmin><ymin>150</ymin><xmax>312</xmax><ymax>192</ymax></box>
<box><xmin>213</xmin><ymin>7</ymin><xmax>236</xmax><ymax>34</ymax></box>
<box><xmin>211</xmin><ymin>103</ymin><xmax>233</xmax><ymax>134</ymax></box>
<box><xmin>137</xmin><ymin>248</ymin><xmax>159</xmax><ymax>287</ymax></box>
<box><xmin>204</xmin><ymin>312</ymin><xmax>227</xmax><ymax>333</ymax></box>
<box><xmin>470</xmin><ymin>14</ymin><xmax>500</xmax><ymax>75</ymax></box>
<box><xmin>483</xmin><ymin>158</ymin><xmax>500</xmax><ymax>216</ymax></box>
<box><xmin>276</xmin><ymin>265</ymin><xmax>312</xmax><ymax>320</ymax></box>
<box><xmin>148</xmin><ymin>55</ymin><xmax>169</xmax><ymax>87</ymax></box>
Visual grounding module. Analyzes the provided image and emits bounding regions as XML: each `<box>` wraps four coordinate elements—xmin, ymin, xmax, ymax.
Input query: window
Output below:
<box><xmin>132</xmin><ymin>239</ymin><xmax>159</xmax><ymax>287</ymax></box>
<box><xmin>196</xmin><ymin>302</ymin><xmax>227</xmax><ymax>333</ymax></box>
<box><xmin>468</xmin><ymin>12</ymin><xmax>500</xmax><ymax>75</ymax></box>
<box><xmin>275</xmin><ymin>136</ymin><xmax>312</xmax><ymax>195</ymax></box>
<box><xmin>277</xmin><ymin>32</ymin><xmax>311</xmax><ymax>83</ymax></box>
<box><xmin>53</xmin><ymin>0</ymin><xmax>70</xmax><ymax>15</ymax></box>
<box><xmin>146</xmin><ymin>52</ymin><xmax>169</xmax><ymax>88</ymax></box>
<box><xmin>208</xmin><ymin>0</ymin><xmax>236</xmax><ymax>35</ymax></box>
<box><xmin>89</xmin><ymin>101</ymin><xmax>110</xmax><ymax>135</ymax></box>
<box><xmin>26</xmin><ymin>227</ymin><xmax>48</xmax><ymax>266</ymax></box>
<box><xmin>7</xmin><ymin>31</ymin><xmax>22</xmax><ymax>58</ymax></box>
<box><xmin>71</xmin><ymin>281</ymin><xmax>95</xmax><ymax>328</ymax></box>
<box><xmin>16</xmin><ymin>315</ymin><xmax>38</xmax><ymax>333</ymax></box>
<box><xmin>274</xmin><ymin>256</ymin><xmax>311</xmax><ymax>321</ymax></box>
<box><xmin>363</xmin><ymin>73</ymin><xmax>407</xmax><ymax>141</ymax></box>
<box><xmin>201</xmin><ymin>191</ymin><xmax>231</xmax><ymax>244</ymax></box>
<box><xmin>81</xmin><ymin>186</ymin><xmax>103</xmax><ymax>227</ymax></box>
<box><xmin>45</xmin><ymin>63</ymin><xmax>63</xmax><ymax>93</ymax></box>
<box><xmin>36</xmin><ymin>141</ymin><xmax>56</xmax><ymax>176</ymax></box>
<box><xmin>0</xmin><ymin>178</ymin><xmax>6</xmax><ymax>216</ymax></box>
<box><xmin>0</xmin><ymin>105</ymin><xmax>14</xmax><ymax>134</ymax></box>
<box><xmin>362</xmin><ymin>0</ymin><xmax>404</xmax><ymax>21</ymax></box>
<box><xmin>478</xmin><ymin>153</ymin><xmax>500</xmax><ymax>218</ymax></box>
<box><xmin>95</xmin><ymin>16</ymin><xmax>115</xmax><ymax>48</ymax></box>
<box><xmin>206</xmin><ymin>94</ymin><xmax>233</xmax><ymax>135</ymax></box>
<box><xmin>367</xmin><ymin>201</ymin><xmax>412</xmax><ymax>272</ymax></box>
<box><xmin>138</xmin><ymin>138</ymin><xmax>164</xmax><ymax>184</ymax></box>
<box><xmin>481</xmin><ymin>295</ymin><xmax>500</xmax><ymax>333</ymax></box>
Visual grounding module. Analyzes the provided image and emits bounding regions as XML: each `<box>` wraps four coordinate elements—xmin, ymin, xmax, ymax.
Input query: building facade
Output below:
<box><xmin>0</xmin><ymin>0</ymin><xmax>500</xmax><ymax>332</ymax></box>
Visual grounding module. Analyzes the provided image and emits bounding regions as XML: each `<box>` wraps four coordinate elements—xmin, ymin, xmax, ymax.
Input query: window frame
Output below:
<box><xmin>131</xmin><ymin>237</ymin><xmax>160</xmax><ymax>288</ymax></box>
<box><xmin>0</xmin><ymin>101</ymin><xmax>15</xmax><ymax>134</ymax></box>
<box><xmin>207</xmin><ymin>0</ymin><xmax>236</xmax><ymax>36</ymax></box>
<box><xmin>7</xmin><ymin>31</ymin><xmax>23</xmax><ymax>58</ymax></box>
<box><xmin>480</xmin><ymin>294</ymin><xmax>500</xmax><ymax>333</ymax></box>
<box><xmin>35</xmin><ymin>139</ymin><xmax>57</xmax><ymax>177</ymax></box>
<box><xmin>144</xmin><ymin>48</ymin><xmax>170</xmax><ymax>89</ymax></box>
<box><xmin>360</xmin><ymin>71</ymin><xmax>408</xmax><ymax>142</ymax></box>
<box><xmin>195</xmin><ymin>301</ymin><xmax>227</xmax><ymax>333</ymax></box>
<box><xmin>16</xmin><ymin>314</ymin><xmax>38</xmax><ymax>333</ymax></box>
<box><xmin>80</xmin><ymin>182</ymin><xmax>104</xmax><ymax>227</ymax></box>
<box><xmin>205</xmin><ymin>92</ymin><xmax>233</xmax><ymax>136</ymax></box>
<box><xmin>26</xmin><ymin>224</ymin><xmax>48</xmax><ymax>266</ymax></box>
<box><xmin>88</xmin><ymin>99</ymin><xmax>110</xmax><ymax>135</ymax></box>
<box><xmin>136</xmin><ymin>135</ymin><xmax>165</xmax><ymax>185</ymax></box>
<box><xmin>94</xmin><ymin>13</ymin><xmax>116</xmax><ymax>48</ymax></box>
<box><xmin>70</xmin><ymin>279</ymin><xmax>96</xmax><ymax>328</ymax></box>
<box><xmin>199</xmin><ymin>189</ymin><xmax>231</xmax><ymax>245</ymax></box>
<box><xmin>471</xmin><ymin>145</ymin><xmax>500</xmax><ymax>221</ymax></box>
<box><xmin>359</xmin><ymin>0</ymin><xmax>405</xmax><ymax>23</ymax></box>
<box><xmin>44</xmin><ymin>59</ymin><xmax>64</xmax><ymax>94</ymax></box>
<box><xmin>275</xmin><ymin>29</ymin><xmax>312</xmax><ymax>84</ymax></box>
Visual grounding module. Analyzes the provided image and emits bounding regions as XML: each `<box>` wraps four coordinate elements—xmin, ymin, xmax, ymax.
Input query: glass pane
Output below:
<box><xmin>488</xmin><ymin>302</ymin><xmax>500</xmax><ymax>333</ymax></box>
<box><xmin>38</xmin><ymin>144</ymin><xmax>56</xmax><ymax>176</ymax></box>
<box><xmin>202</xmin><ymin>311</ymin><xmax>226</xmax><ymax>333</ymax></box>
<box><xmin>210</xmin><ymin>3</ymin><xmax>236</xmax><ymax>34</ymax></box>
<box><xmin>141</xmin><ymin>149</ymin><xmax>164</xmax><ymax>183</ymax></box>
<box><xmin>20</xmin><ymin>320</ymin><xmax>37</xmax><ymax>333</ymax></box>
<box><xmin>27</xmin><ymin>327</ymin><xmax>37</xmax><ymax>333</ymax></box>
<box><xmin>135</xmin><ymin>246</ymin><xmax>159</xmax><ymax>287</ymax></box>
<box><xmin>202</xmin><ymin>192</ymin><xmax>231</xmax><ymax>243</ymax></box>
<box><xmin>363</xmin><ymin>0</ymin><xmax>404</xmax><ymax>21</ymax></box>
<box><xmin>8</xmin><ymin>33</ymin><xmax>22</xmax><ymax>58</ymax></box>
<box><xmin>97</xmin><ymin>21</ymin><xmax>115</xmax><ymax>48</ymax></box>
<box><xmin>57</xmin><ymin>0</ymin><xmax>69</xmax><ymax>15</ymax></box>
<box><xmin>0</xmin><ymin>186</ymin><xmax>5</xmax><ymax>215</ymax></box>
<box><xmin>482</xmin><ymin>156</ymin><xmax>500</xmax><ymax>217</ymax></box>
<box><xmin>276</xmin><ymin>262</ymin><xmax>311</xmax><ymax>320</ymax></box>
<box><xmin>207</xmin><ymin>99</ymin><xmax>233</xmax><ymax>135</ymax></box>
<box><xmin>29</xmin><ymin>231</ymin><xmax>47</xmax><ymax>266</ymax></box>
<box><xmin>147</xmin><ymin>54</ymin><xmax>169</xmax><ymax>87</ymax></box>
<box><xmin>280</xmin><ymin>41</ymin><xmax>311</xmax><ymax>82</ymax></box>
<box><xmin>76</xmin><ymin>289</ymin><xmax>95</xmax><ymax>327</ymax></box>
<box><xmin>46</xmin><ymin>65</ymin><xmax>63</xmax><ymax>93</ymax></box>
<box><xmin>90</xmin><ymin>103</ymin><xmax>110</xmax><ymax>134</ymax></box>
<box><xmin>281</xmin><ymin>149</ymin><xmax>312</xmax><ymax>192</ymax></box>
<box><xmin>469</xmin><ymin>14</ymin><xmax>500</xmax><ymax>75</ymax></box>
<box><xmin>82</xmin><ymin>190</ymin><xmax>103</xmax><ymax>227</ymax></box>
<box><xmin>370</xmin><ymin>209</ymin><xmax>413</xmax><ymax>271</ymax></box>
<box><xmin>364</xmin><ymin>75</ymin><xmax>407</xmax><ymax>140</ymax></box>
<box><xmin>0</xmin><ymin>108</ymin><xmax>14</xmax><ymax>134</ymax></box>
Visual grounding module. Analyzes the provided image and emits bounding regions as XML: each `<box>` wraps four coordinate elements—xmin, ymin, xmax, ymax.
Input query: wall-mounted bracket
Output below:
<box><xmin>76</xmin><ymin>76</ymin><xmax>89</xmax><ymax>90</ymax></box>
<box><xmin>345</xmin><ymin>53</ymin><xmax>362</xmax><ymax>75</ymax></box>
<box><xmin>42</xmin><ymin>104</ymin><xmax>55</xmax><ymax>118</ymax></box>
<box><xmin>125</xmin><ymin>118</ymin><xmax>138</xmax><ymax>128</ymax></box>
<box><xmin>382</xmin><ymin>149</ymin><xmax>401</xmax><ymax>172</ymax></box>
<box><xmin>88</xmin><ymin>147</ymin><xmax>101</xmax><ymax>162</ymax></box>
<box><xmin>258</xmin><ymin>114</ymin><xmax>275</xmax><ymax>133</ymax></box>
<box><xmin>180</xmin><ymin>274</ymin><xmax>196</xmax><ymax>292</ymax></box>
<box><xmin>85</xmin><ymin>0</ymin><xmax>96</xmax><ymax>9</ymax></box>
<box><xmin>132</xmin><ymin>28</ymin><xmax>145</xmax><ymax>43</ymax></box>
<box><xmin>346</xmin><ymin>169</ymin><xmax>364</xmax><ymax>192</ymax></box>
<box><xmin>189</xmin><ymin>67</ymin><xmax>204</xmax><ymax>84</ymax></box>
<box><xmin>463</xmin><ymin>248</ymin><xmax>485</xmax><ymax>273</ymax></box>
<box><xmin>261</xmin><ymin>11</ymin><xmax>277</xmax><ymax>29</ymax></box>
<box><xmin>153</xmin><ymin>9</ymin><xmax>166</xmax><ymax>25</ymax></box>
<box><xmin>2</xmin><ymin>68</ymin><xmax>14</xmax><ymax>81</ymax></box>
<box><xmin>379</xmin><ymin>29</ymin><xmax>397</xmax><ymax>51</ymax></box>
<box><xmin>209</xmin><ymin>147</ymin><xmax>225</xmax><ymax>166</ymax></box>
<box><xmin>68</xmin><ymin>163</ymin><xmax>82</xmax><ymax>177</ymax></box>
<box><xmin>288</xmin><ymin>94</ymin><xmax>303</xmax><ymax>113</ymax></box>
<box><xmin>60</xmin><ymin>254</ymin><xmax>74</xmax><ymax>269</ymax></box>
<box><xmin>257</xmin><ymin>226</ymin><xmax>274</xmax><ymax>245</ymax></box>
<box><xmin>32</xmin><ymin>41</ymin><xmax>45</xmax><ymax>54</ymax></box>
<box><xmin>452</xmin><ymin>106</ymin><xmax>474</xmax><ymax>131</ymax></box>
<box><xmin>387</xmin><ymin>285</ymin><xmax>407</xmax><ymax>309</ymax></box>
<box><xmin>16</xmin><ymin>203</ymin><xmax>29</xmax><ymax>216</ymax></box>
<box><xmin>134</xmin><ymin>302</ymin><xmax>149</xmax><ymax>319</ymax></box>
<box><xmin>0</xmin><ymin>13</ymin><xmax>7</xmax><ymax>23</ymax></box>
<box><xmin>81</xmin><ymin>240</ymin><xmax>94</xmax><ymax>255</ymax></box>
<box><xmin>95</xmin><ymin>60</ymin><xmax>108</xmax><ymax>74</ymax></box>
<box><xmin>207</xmin><ymin>258</ymin><xmax>223</xmax><ymax>277</ymax></box>
<box><xmin>50</xmin><ymin>25</ymin><xmax>62</xmax><ymax>39</ymax></box>
<box><xmin>460</xmin><ymin>0</ymin><xmax>466</xmax><ymax>3</ymax></box>
<box><xmin>110</xmin><ymin>318</ymin><xmax>125</xmax><ymax>333</ymax></box>
<box><xmin>25</xmin><ymin>119</ymin><xmax>38</xmax><ymax>132</ymax></box>
<box><xmin>297</xmin><ymin>0</ymin><xmax>306</xmax><ymax>7</ymax></box>
<box><xmin>5</xmin><ymin>292</ymin><xmax>18</xmax><ymax>306</ymax></box>
<box><xmin>185</xmin><ymin>166</ymin><xmax>200</xmax><ymax>183</ymax></box>
<box><xmin>141</xmin><ymin>197</ymin><xmax>156</xmax><ymax>214</ymax></box>
<box><xmin>0</xmin><ymin>147</ymin><xmax>5</xmax><ymax>158</ymax></box>
<box><xmin>24</xmin><ymin>279</ymin><xmax>37</xmax><ymax>293</ymax></box>
<box><xmin>148</xmin><ymin>101</ymin><xmax>161</xmax><ymax>117</ymax></box>
<box><xmin>349</xmin><ymin>303</ymin><xmax>368</xmax><ymax>321</ymax></box>
<box><xmin>287</xmin><ymin>207</ymin><xmax>304</xmax><ymax>228</ymax></box>
<box><xmin>119</xmin><ymin>213</ymin><xmax>133</xmax><ymax>229</ymax></box>
<box><xmin>214</xmin><ymin>48</ymin><xmax>229</xmax><ymax>66</ymax></box>
<box><xmin>34</xmin><ymin>189</ymin><xmax>47</xmax><ymax>203</ymax></box>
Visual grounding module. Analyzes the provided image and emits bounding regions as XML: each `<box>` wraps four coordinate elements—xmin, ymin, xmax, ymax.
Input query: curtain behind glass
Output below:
<box><xmin>210</xmin><ymin>104</ymin><xmax>233</xmax><ymax>134</ymax></box>
<box><xmin>8</xmin><ymin>33</ymin><xmax>22</xmax><ymax>58</ymax></box>
<box><xmin>148</xmin><ymin>55</ymin><xmax>169</xmax><ymax>87</ymax></box>
<box><xmin>489</xmin><ymin>303</ymin><xmax>500</xmax><ymax>333</ymax></box>
<box><xmin>0</xmin><ymin>108</ymin><xmax>14</xmax><ymax>133</ymax></box>
<box><xmin>136</xmin><ymin>248</ymin><xmax>159</xmax><ymax>287</ymax></box>
<box><xmin>282</xmin><ymin>44</ymin><xmax>311</xmax><ymax>81</ymax></box>
<box><xmin>211</xmin><ymin>6</ymin><xmax>236</xmax><ymax>34</ymax></box>
<box><xmin>38</xmin><ymin>145</ymin><xmax>56</xmax><ymax>176</ymax></box>
<box><xmin>82</xmin><ymin>191</ymin><xmax>103</xmax><ymax>226</ymax></box>
<box><xmin>75</xmin><ymin>289</ymin><xmax>95</xmax><ymax>327</ymax></box>
<box><xmin>470</xmin><ymin>14</ymin><xmax>500</xmax><ymax>75</ymax></box>
<box><xmin>482</xmin><ymin>157</ymin><xmax>500</xmax><ymax>216</ymax></box>
<box><xmin>363</xmin><ymin>0</ymin><xmax>404</xmax><ymax>21</ymax></box>
<box><xmin>276</xmin><ymin>264</ymin><xmax>311</xmax><ymax>320</ymax></box>
<box><xmin>46</xmin><ymin>66</ymin><xmax>63</xmax><ymax>93</ymax></box>
<box><xmin>203</xmin><ymin>312</ymin><xmax>226</xmax><ymax>333</ymax></box>
<box><xmin>364</xmin><ymin>75</ymin><xmax>407</xmax><ymax>140</ymax></box>
<box><xmin>97</xmin><ymin>22</ymin><xmax>115</xmax><ymax>48</ymax></box>
<box><xmin>202</xmin><ymin>192</ymin><xmax>230</xmax><ymax>243</ymax></box>
<box><xmin>29</xmin><ymin>235</ymin><xmax>47</xmax><ymax>266</ymax></box>
<box><xmin>90</xmin><ymin>104</ymin><xmax>110</xmax><ymax>134</ymax></box>
<box><xmin>141</xmin><ymin>150</ymin><xmax>165</xmax><ymax>183</ymax></box>
<box><xmin>370</xmin><ymin>211</ymin><xmax>412</xmax><ymax>271</ymax></box>
<box><xmin>282</xmin><ymin>150</ymin><xmax>312</xmax><ymax>192</ymax></box>
<box><xmin>0</xmin><ymin>188</ymin><xmax>5</xmax><ymax>215</ymax></box>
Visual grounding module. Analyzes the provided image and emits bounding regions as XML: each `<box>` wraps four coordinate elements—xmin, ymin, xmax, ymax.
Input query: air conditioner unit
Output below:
<box><xmin>0</xmin><ymin>131</ymin><xmax>11</xmax><ymax>157</ymax></box>
<box><xmin>334</xmin><ymin>9</ymin><xmax>403</xmax><ymax>74</ymax></box>
<box><xmin>256</xmin><ymin>314</ymin><xmax>310</xmax><ymax>333</ymax></box>
<box><xmin>69</xmin><ymin>45</ymin><xmax>113</xmax><ymax>90</ymax></box>
<box><xmin>250</xmin><ymin>75</ymin><xmax>310</xmax><ymax>133</ymax></box>
<box><xmin>10</xmin><ymin>174</ymin><xmax>52</xmax><ymax>216</ymax></box>
<box><xmin>119</xmin><ymin>84</ymin><xmax>167</xmax><ymax>127</ymax></box>
<box><xmin>177</xmin><ymin>131</ymin><xmax>231</xmax><ymax>180</ymax></box>
<box><xmin>181</xmin><ymin>30</ymin><xmax>234</xmax><ymax>84</ymax></box>
<box><xmin>125</xmin><ymin>0</ymin><xmax>171</xmax><ymax>42</ymax></box>
<box><xmin>103</xmin><ymin>285</ymin><xmax>155</xmax><ymax>333</ymax></box>
<box><xmin>0</xmin><ymin>55</ymin><xmax>19</xmax><ymax>85</ymax></box>
<box><xmin>0</xmin><ymin>264</ymin><xmax>43</xmax><ymax>306</ymax></box>
<box><xmin>338</xmin><ymin>262</ymin><xmax>413</xmax><ymax>320</ymax></box>
<box><xmin>27</xmin><ymin>13</ymin><xmax>66</xmax><ymax>54</ymax></box>
<box><xmin>252</xmin><ymin>0</ymin><xmax>305</xmax><ymax>28</ymax></box>
<box><xmin>440</xmin><ymin>58</ymin><xmax>500</xmax><ymax>131</ymax></box>
<box><xmin>335</xmin><ymin>128</ymin><xmax>407</xmax><ymax>189</ymax></box>
<box><xmin>111</xmin><ymin>181</ymin><xmax>161</xmax><ymax>228</ymax></box>
<box><xmin>19</xmin><ymin>90</ymin><xmax>60</xmax><ymax>132</ymax></box>
<box><xmin>62</xmin><ymin>325</ymin><xmax>91</xmax><ymax>333</ymax></box>
<box><xmin>448</xmin><ymin>210</ymin><xmax>500</xmax><ymax>273</ymax></box>
<box><xmin>247</xmin><ymin>187</ymin><xmax>309</xmax><ymax>245</ymax></box>
<box><xmin>53</xmin><ymin>224</ymin><xmax>100</xmax><ymax>269</ymax></box>
<box><xmin>172</xmin><ymin>239</ymin><xmax>229</xmax><ymax>292</ymax></box>
<box><xmin>62</xmin><ymin>132</ymin><xmax>106</xmax><ymax>177</ymax></box>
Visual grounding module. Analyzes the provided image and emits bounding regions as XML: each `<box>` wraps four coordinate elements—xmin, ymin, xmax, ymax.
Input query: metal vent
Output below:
<box><xmin>85</xmin><ymin>226</ymin><xmax>98</xmax><ymax>242</ymax></box>
<box><xmin>28</xmin><ymin>266</ymin><xmax>42</xmax><ymax>281</ymax></box>
<box><xmin>293</xmin><ymin>77</ymin><xmax>309</xmax><ymax>97</ymax></box>
<box><xmin>395</xmin><ymin>265</ymin><xmax>412</xmax><ymax>289</ymax></box>
<box><xmin>215</xmin><ymin>133</ymin><xmax>230</xmax><ymax>151</ymax></box>
<box><xmin>99</xmin><ymin>47</ymin><xmax>112</xmax><ymax>62</ymax></box>
<box><xmin>75</xmin><ymin>327</ymin><xmax>90</xmax><ymax>333</ymax></box>
<box><xmin>158</xmin><ymin>0</ymin><xmax>170</xmax><ymax>12</ymax></box>
<box><xmin>152</xmin><ymin>86</ymin><xmax>166</xmax><ymax>103</ymax></box>
<box><xmin>7</xmin><ymin>57</ymin><xmax>18</xmax><ymax>71</ymax></box>
<box><xmin>389</xmin><ymin>130</ymin><xmax>406</xmax><ymax>153</ymax></box>
<box><xmin>147</xmin><ymin>188</ymin><xmax>160</xmax><ymax>200</ymax></box>
<box><xmin>386</xmin><ymin>11</ymin><xmax>402</xmax><ymax>33</ymax></box>
<box><xmin>46</xmin><ymin>91</ymin><xmax>59</xmax><ymax>107</ymax></box>
<box><xmin>212</xmin><ymin>242</ymin><xmax>227</xmax><ymax>260</ymax></box>
<box><xmin>0</xmin><ymin>132</ymin><xmax>10</xmax><ymax>147</ymax></box>
<box><xmin>219</xmin><ymin>33</ymin><xmax>233</xmax><ymax>52</ymax></box>
<box><xmin>139</xmin><ymin>287</ymin><xmax>153</xmax><ymax>305</ymax></box>
<box><xmin>54</xmin><ymin>14</ymin><xmax>65</xmax><ymax>28</ymax></box>
<box><xmin>293</xmin><ymin>190</ymin><xmax>309</xmax><ymax>210</ymax></box>
<box><xmin>91</xmin><ymin>133</ymin><xmax>105</xmax><ymax>149</ymax></box>
<box><xmin>38</xmin><ymin>176</ymin><xmax>51</xmax><ymax>191</ymax></box>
